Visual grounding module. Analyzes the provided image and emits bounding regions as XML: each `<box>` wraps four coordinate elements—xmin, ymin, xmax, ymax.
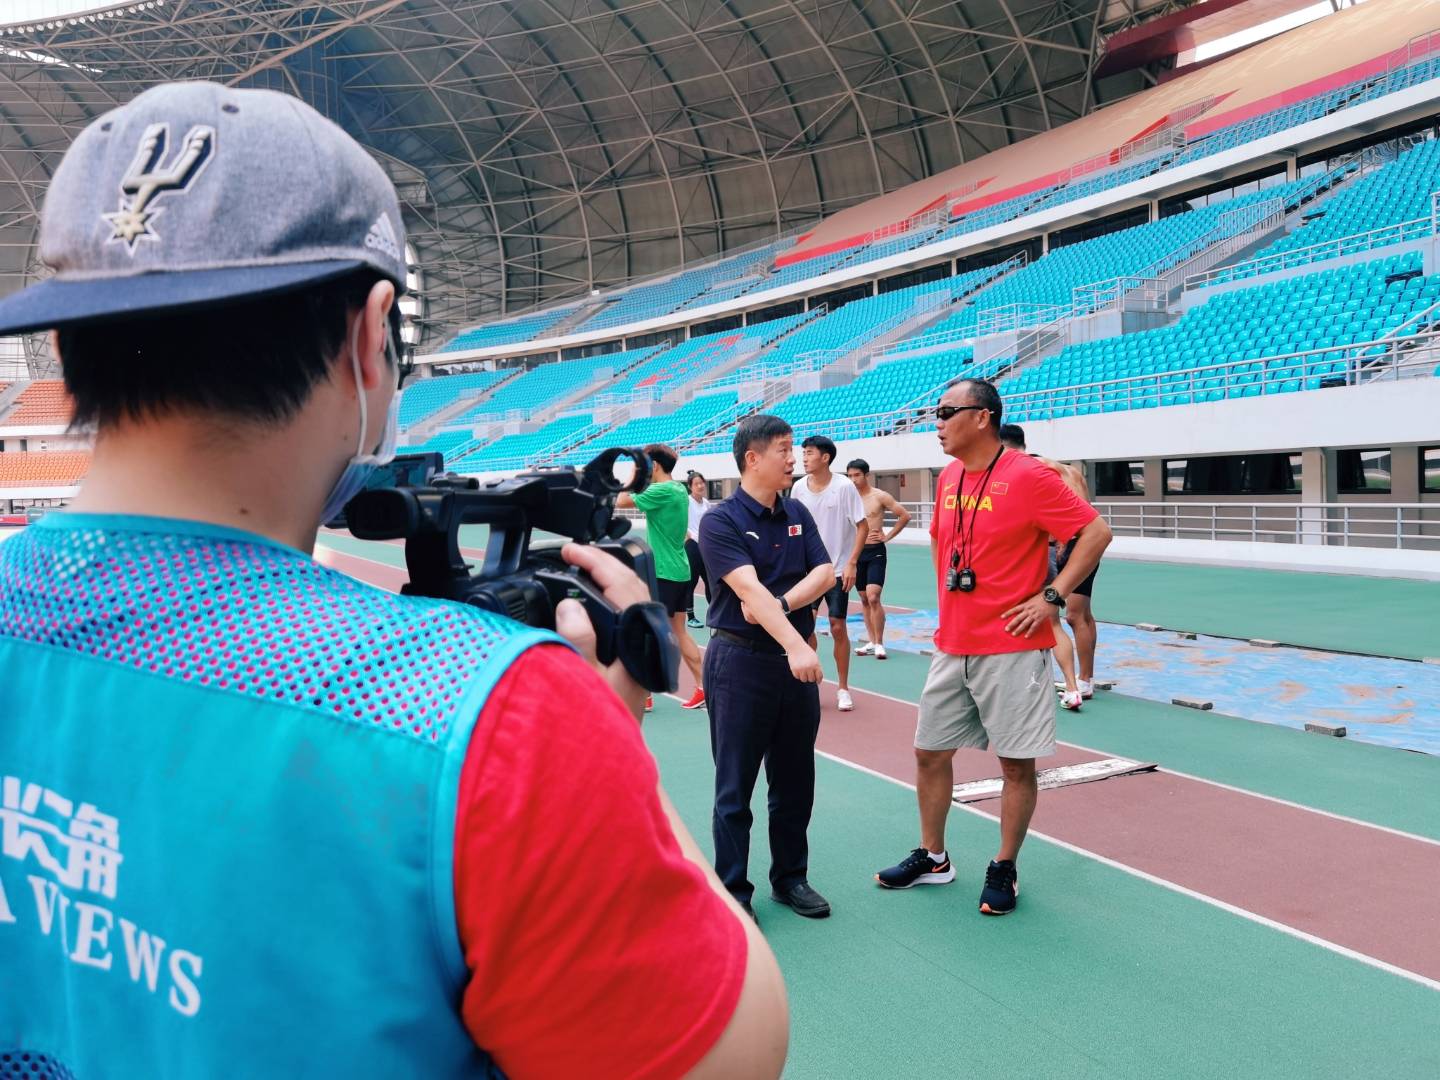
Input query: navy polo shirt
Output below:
<box><xmin>698</xmin><ymin>485</ymin><xmax>832</xmax><ymax>643</ymax></box>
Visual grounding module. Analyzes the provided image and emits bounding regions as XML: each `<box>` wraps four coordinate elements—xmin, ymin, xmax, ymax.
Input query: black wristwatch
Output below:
<box><xmin>777</xmin><ymin>594</ymin><xmax>791</xmax><ymax>614</ymax></box>
<box><xmin>1043</xmin><ymin>586</ymin><xmax>1064</xmax><ymax>606</ymax></box>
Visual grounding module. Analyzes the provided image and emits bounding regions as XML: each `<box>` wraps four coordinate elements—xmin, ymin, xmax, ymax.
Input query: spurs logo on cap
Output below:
<box><xmin>102</xmin><ymin>122</ymin><xmax>216</xmax><ymax>254</ymax></box>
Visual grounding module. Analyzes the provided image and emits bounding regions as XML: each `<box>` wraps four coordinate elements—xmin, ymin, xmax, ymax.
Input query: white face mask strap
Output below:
<box><xmin>349</xmin><ymin>314</ymin><xmax>369</xmax><ymax>462</ymax></box>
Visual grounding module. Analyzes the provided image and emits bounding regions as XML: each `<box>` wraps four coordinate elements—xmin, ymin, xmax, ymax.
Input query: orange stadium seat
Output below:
<box><xmin>0</xmin><ymin>450</ymin><xmax>90</xmax><ymax>487</ymax></box>
<box><xmin>2</xmin><ymin>381</ymin><xmax>73</xmax><ymax>426</ymax></box>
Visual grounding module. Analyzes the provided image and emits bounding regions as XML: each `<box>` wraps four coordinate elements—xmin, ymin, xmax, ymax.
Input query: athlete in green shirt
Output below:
<box><xmin>621</xmin><ymin>444</ymin><xmax>706</xmax><ymax>710</ymax></box>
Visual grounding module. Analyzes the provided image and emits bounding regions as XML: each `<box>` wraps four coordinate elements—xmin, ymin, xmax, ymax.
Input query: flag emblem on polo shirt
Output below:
<box><xmin>991</xmin><ymin>482</ymin><xmax>1009</xmax><ymax>495</ymax></box>
<box><xmin>788</xmin><ymin>524</ymin><xmax>803</xmax><ymax>536</ymax></box>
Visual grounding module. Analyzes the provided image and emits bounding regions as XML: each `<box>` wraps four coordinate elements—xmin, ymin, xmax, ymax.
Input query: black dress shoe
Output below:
<box><xmin>740</xmin><ymin>900</ymin><xmax>759</xmax><ymax>925</ymax></box>
<box><xmin>771</xmin><ymin>881</ymin><xmax>831</xmax><ymax>918</ymax></box>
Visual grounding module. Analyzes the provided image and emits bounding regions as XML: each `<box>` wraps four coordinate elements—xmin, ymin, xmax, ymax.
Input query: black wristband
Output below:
<box><xmin>777</xmin><ymin>593</ymin><xmax>791</xmax><ymax>614</ymax></box>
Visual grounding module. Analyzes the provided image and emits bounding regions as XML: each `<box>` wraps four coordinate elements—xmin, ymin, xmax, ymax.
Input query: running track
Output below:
<box><xmin>318</xmin><ymin>542</ymin><xmax>1440</xmax><ymax>992</ymax></box>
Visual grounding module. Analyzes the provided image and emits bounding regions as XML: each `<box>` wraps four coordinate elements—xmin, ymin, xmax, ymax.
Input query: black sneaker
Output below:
<box><xmin>875</xmin><ymin>847</ymin><xmax>956</xmax><ymax>889</ymax></box>
<box><xmin>978</xmin><ymin>859</ymin><xmax>1018</xmax><ymax>915</ymax></box>
<box><xmin>772</xmin><ymin>880</ymin><xmax>831</xmax><ymax>918</ymax></box>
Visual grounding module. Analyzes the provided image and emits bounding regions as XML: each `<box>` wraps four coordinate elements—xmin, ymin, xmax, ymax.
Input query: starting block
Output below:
<box><xmin>953</xmin><ymin>757</ymin><xmax>1157</xmax><ymax>803</ymax></box>
<box><xmin>1305</xmin><ymin>721</ymin><xmax>1347</xmax><ymax>738</ymax></box>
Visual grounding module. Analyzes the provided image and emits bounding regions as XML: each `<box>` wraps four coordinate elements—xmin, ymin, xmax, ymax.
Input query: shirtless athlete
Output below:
<box><xmin>845</xmin><ymin>459</ymin><xmax>911</xmax><ymax>660</ymax></box>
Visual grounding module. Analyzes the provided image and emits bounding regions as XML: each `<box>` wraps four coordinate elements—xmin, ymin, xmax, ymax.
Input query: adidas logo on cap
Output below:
<box><xmin>364</xmin><ymin>212</ymin><xmax>402</xmax><ymax>262</ymax></box>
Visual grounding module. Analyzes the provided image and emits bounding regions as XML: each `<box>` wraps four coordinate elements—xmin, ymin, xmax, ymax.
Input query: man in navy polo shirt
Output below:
<box><xmin>699</xmin><ymin>415</ymin><xmax>836</xmax><ymax>921</ymax></box>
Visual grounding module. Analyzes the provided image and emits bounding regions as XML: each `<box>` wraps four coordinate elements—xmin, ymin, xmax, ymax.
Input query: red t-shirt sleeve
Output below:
<box><xmin>1028</xmin><ymin>463</ymin><xmax>1098</xmax><ymax>543</ymax></box>
<box><xmin>453</xmin><ymin>645</ymin><xmax>748</xmax><ymax>1079</ymax></box>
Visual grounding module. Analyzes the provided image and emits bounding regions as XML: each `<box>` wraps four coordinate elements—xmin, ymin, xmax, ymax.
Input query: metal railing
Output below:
<box><xmin>1187</xmin><ymin>199</ymin><xmax>1440</xmax><ymax>292</ymax></box>
<box><xmin>1059</xmin><ymin>98</ymin><xmax>1215</xmax><ymax>184</ymax></box>
<box><xmin>876</xmin><ymin>322</ymin><xmax>979</xmax><ymax>358</ymax></box>
<box><xmin>878</xmin><ymin>500</ymin><xmax>1440</xmax><ymax>551</ymax></box>
<box><xmin>1071</xmin><ymin>274</ymin><xmax>1169</xmax><ymax>316</ymax></box>
<box><xmin>882</xmin><ymin>253</ymin><xmax>1030</xmax><ymax>356</ymax></box>
<box><xmin>1095</xmin><ymin>502</ymin><xmax>1440</xmax><ymax>551</ymax></box>
<box><xmin>1068</xmin><ymin>197</ymin><xmax>1287</xmax><ymax>319</ymax></box>
<box><xmin>710</xmin><ymin>291</ymin><xmax>949</xmax><ymax>389</ymax></box>
<box><xmin>1391</xmin><ymin>28</ymin><xmax>1440</xmax><ymax>71</ymax></box>
<box><xmin>976</xmin><ymin>301</ymin><xmax>1070</xmax><ymax>338</ymax></box>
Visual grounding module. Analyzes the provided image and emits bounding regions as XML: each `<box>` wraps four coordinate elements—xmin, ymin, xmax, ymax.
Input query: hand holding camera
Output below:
<box><xmin>342</xmin><ymin>447</ymin><xmax>681</xmax><ymax>697</ymax></box>
<box><xmin>555</xmin><ymin>543</ymin><xmax>652</xmax><ymax>718</ymax></box>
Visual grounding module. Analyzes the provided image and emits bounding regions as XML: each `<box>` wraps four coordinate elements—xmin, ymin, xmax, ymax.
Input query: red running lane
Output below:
<box><xmin>813</xmin><ymin>679</ymin><xmax>1440</xmax><ymax>987</ymax></box>
<box><xmin>327</xmin><ymin>547</ymin><xmax>1440</xmax><ymax>987</ymax></box>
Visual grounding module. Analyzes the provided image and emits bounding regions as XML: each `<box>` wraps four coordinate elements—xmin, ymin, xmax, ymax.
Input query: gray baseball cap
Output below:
<box><xmin>0</xmin><ymin>81</ymin><xmax>408</xmax><ymax>336</ymax></box>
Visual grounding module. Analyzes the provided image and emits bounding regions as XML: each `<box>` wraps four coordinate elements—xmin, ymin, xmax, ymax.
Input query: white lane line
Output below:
<box><xmin>1059</xmin><ymin>734</ymin><xmax>1440</xmax><ymax>850</ymax></box>
<box><xmin>834</xmin><ymin>678</ymin><xmax>1440</xmax><ymax>849</ymax></box>
<box><xmin>815</xmin><ymin>748</ymin><xmax>1440</xmax><ymax>995</ymax></box>
<box><xmin>332</xmin><ymin>561</ymin><xmax>1440</xmax><ymax>993</ymax></box>
<box><xmin>327</xmin><ymin>547</ymin><xmax>1440</xmax><ymax>848</ymax></box>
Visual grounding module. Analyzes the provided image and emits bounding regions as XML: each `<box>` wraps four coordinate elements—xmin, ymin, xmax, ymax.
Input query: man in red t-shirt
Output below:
<box><xmin>874</xmin><ymin>378</ymin><xmax>1110</xmax><ymax>915</ymax></box>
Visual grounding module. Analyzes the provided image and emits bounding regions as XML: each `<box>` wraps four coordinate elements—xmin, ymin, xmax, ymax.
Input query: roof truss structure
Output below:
<box><xmin>0</xmin><ymin>0</ymin><xmax>1184</xmax><ymax>375</ymax></box>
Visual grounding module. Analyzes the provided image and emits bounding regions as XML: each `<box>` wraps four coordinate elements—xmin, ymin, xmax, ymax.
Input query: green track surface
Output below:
<box><xmin>849</xmin><ymin>542</ymin><xmax>1440</xmax><ymax>661</ymax></box>
<box><xmin>318</xmin><ymin>531</ymin><xmax>1440</xmax><ymax>837</ymax></box>
<box><xmin>644</xmin><ymin>699</ymin><xmax>1440</xmax><ymax>1079</ymax></box>
<box><xmin>826</xmin><ymin>648</ymin><xmax>1440</xmax><ymax>843</ymax></box>
<box><xmin>317</xmin><ymin>531</ymin><xmax>1440</xmax><ymax>1073</ymax></box>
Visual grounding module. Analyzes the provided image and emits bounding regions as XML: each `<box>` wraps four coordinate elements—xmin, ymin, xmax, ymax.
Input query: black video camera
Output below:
<box><xmin>343</xmin><ymin>447</ymin><xmax>679</xmax><ymax>694</ymax></box>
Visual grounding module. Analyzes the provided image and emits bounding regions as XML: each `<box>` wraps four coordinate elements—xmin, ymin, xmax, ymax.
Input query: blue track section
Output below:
<box><xmin>832</xmin><ymin>610</ymin><xmax>1440</xmax><ymax>754</ymax></box>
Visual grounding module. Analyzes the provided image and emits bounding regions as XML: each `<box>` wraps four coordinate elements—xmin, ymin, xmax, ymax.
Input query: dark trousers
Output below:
<box><xmin>684</xmin><ymin>538</ymin><xmax>709</xmax><ymax>613</ymax></box>
<box><xmin>705</xmin><ymin>636</ymin><xmax>822</xmax><ymax>904</ymax></box>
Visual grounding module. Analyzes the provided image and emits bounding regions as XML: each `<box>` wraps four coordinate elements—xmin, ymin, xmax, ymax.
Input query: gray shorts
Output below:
<box><xmin>915</xmin><ymin>649</ymin><xmax>1057</xmax><ymax>759</ymax></box>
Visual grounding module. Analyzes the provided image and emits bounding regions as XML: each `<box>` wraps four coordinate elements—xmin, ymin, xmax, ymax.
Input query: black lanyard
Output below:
<box><xmin>952</xmin><ymin>446</ymin><xmax>1004</xmax><ymax>570</ymax></box>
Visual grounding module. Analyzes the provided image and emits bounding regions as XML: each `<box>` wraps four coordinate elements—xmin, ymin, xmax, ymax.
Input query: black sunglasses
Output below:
<box><xmin>934</xmin><ymin>404</ymin><xmax>988</xmax><ymax>422</ymax></box>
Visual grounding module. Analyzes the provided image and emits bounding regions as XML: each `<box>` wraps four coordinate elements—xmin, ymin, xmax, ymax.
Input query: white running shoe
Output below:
<box><xmin>874</xmin><ymin>644</ymin><xmax>888</xmax><ymax>660</ymax></box>
<box><xmin>837</xmin><ymin>689</ymin><xmax>855</xmax><ymax>712</ymax></box>
<box><xmin>855</xmin><ymin>642</ymin><xmax>874</xmax><ymax>656</ymax></box>
<box><xmin>1078</xmin><ymin>679</ymin><xmax>1094</xmax><ymax>700</ymax></box>
<box><xmin>1060</xmin><ymin>690</ymin><xmax>1083</xmax><ymax>711</ymax></box>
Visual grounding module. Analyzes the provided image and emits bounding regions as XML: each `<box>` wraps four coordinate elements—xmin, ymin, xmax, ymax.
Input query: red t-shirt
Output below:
<box><xmin>454</xmin><ymin>645</ymin><xmax>748</xmax><ymax>1078</ymax></box>
<box><xmin>928</xmin><ymin>450</ymin><xmax>1096</xmax><ymax>656</ymax></box>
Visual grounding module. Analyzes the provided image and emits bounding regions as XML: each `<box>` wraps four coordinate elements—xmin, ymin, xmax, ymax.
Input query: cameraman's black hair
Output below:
<box><xmin>58</xmin><ymin>269</ymin><xmax>389</xmax><ymax>431</ymax></box>
<box><xmin>644</xmin><ymin>443</ymin><xmax>678</xmax><ymax>475</ymax></box>
<box><xmin>998</xmin><ymin>424</ymin><xmax>1026</xmax><ymax>450</ymax></box>
<box><xmin>955</xmin><ymin>378</ymin><xmax>1003</xmax><ymax>429</ymax></box>
<box><xmin>732</xmin><ymin>413</ymin><xmax>793</xmax><ymax>473</ymax></box>
<box><xmin>846</xmin><ymin>458</ymin><xmax>870</xmax><ymax>475</ymax></box>
<box><xmin>801</xmin><ymin>434</ymin><xmax>837</xmax><ymax>466</ymax></box>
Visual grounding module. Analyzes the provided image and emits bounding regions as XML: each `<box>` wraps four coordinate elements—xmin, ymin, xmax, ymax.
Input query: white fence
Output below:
<box><xmin>1096</xmin><ymin>502</ymin><xmax>1440</xmax><ymax>551</ymax></box>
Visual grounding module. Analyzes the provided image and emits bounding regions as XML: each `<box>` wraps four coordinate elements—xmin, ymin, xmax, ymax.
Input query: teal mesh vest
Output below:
<box><xmin>0</xmin><ymin>514</ymin><xmax>558</xmax><ymax>1078</ymax></box>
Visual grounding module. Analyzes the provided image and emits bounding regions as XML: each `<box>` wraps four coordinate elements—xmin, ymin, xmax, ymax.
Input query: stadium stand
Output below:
<box><xmin>771</xmin><ymin>346</ymin><xmax>978</xmax><ymax>439</ymax></box>
<box><xmin>0</xmin><ymin>381</ymin><xmax>71</xmax><ymax>427</ymax></box>
<box><xmin>397</xmin><ymin>369</ymin><xmax>512</xmax><ymax>429</ymax></box>
<box><xmin>1003</xmin><ymin>252</ymin><xmax>1440</xmax><ymax>421</ymax></box>
<box><xmin>575</xmin><ymin>242</ymin><xmax>787</xmax><ymax>333</ymax></box>
<box><xmin>1207</xmin><ymin>139</ymin><xmax>1440</xmax><ymax>283</ymax></box>
<box><xmin>554</xmin><ymin>392</ymin><xmax>748</xmax><ymax>465</ymax></box>
<box><xmin>449</xmin><ymin>413</ymin><xmax>595</xmax><ymax>473</ymax></box>
<box><xmin>0</xmin><ymin>451</ymin><xmax>89</xmax><ymax>487</ymax></box>
<box><xmin>439</xmin><ymin>306</ymin><xmax>581</xmax><ymax>353</ymax></box>
<box><xmin>709</xmin><ymin>267</ymin><xmax>1006</xmax><ymax>388</ymax></box>
<box><xmin>447</xmin><ymin>350</ymin><xmax>640</xmax><ymax>426</ymax></box>
<box><xmin>573</xmin><ymin>315</ymin><xmax>808</xmax><ymax>409</ymax></box>
<box><xmin>430</xmin><ymin>16</ymin><xmax>1440</xmax><ymax>355</ymax></box>
<box><xmin>396</xmin><ymin>429</ymin><xmax>482</xmax><ymax>459</ymax></box>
